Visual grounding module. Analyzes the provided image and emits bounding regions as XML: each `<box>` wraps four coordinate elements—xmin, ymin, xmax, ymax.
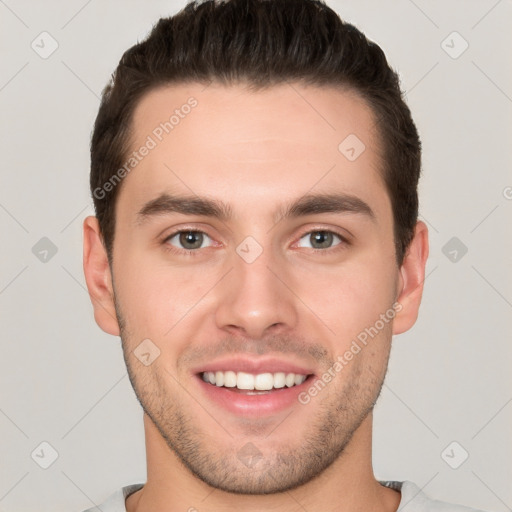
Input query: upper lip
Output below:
<box><xmin>192</xmin><ymin>356</ymin><xmax>315</xmax><ymax>376</ymax></box>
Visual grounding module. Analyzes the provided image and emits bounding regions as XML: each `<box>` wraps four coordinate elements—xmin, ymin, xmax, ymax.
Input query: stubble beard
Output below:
<box><xmin>115</xmin><ymin>298</ymin><xmax>391</xmax><ymax>494</ymax></box>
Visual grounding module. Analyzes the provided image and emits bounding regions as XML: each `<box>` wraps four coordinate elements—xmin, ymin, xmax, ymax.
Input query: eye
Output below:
<box><xmin>296</xmin><ymin>230</ymin><xmax>344</xmax><ymax>250</ymax></box>
<box><xmin>165</xmin><ymin>230</ymin><xmax>213</xmax><ymax>251</ymax></box>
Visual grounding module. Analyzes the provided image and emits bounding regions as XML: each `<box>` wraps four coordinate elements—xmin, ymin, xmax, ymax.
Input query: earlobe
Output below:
<box><xmin>392</xmin><ymin>221</ymin><xmax>429</xmax><ymax>335</ymax></box>
<box><xmin>82</xmin><ymin>216</ymin><xmax>120</xmax><ymax>336</ymax></box>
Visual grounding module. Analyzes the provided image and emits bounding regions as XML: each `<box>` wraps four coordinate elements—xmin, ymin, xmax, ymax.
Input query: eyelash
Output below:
<box><xmin>162</xmin><ymin>229</ymin><xmax>217</xmax><ymax>257</ymax></box>
<box><xmin>161</xmin><ymin>228</ymin><xmax>350</xmax><ymax>257</ymax></box>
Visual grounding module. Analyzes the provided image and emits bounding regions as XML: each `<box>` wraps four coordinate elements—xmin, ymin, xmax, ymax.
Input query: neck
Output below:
<box><xmin>126</xmin><ymin>413</ymin><xmax>400</xmax><ymax>512</ymax></box>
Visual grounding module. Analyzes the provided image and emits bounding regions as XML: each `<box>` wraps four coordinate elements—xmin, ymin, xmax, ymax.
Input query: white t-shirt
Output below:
<box><xmin>81</xmin><ymin>481</ymin><xmax>487</xmax><ymax>511</ymax></box>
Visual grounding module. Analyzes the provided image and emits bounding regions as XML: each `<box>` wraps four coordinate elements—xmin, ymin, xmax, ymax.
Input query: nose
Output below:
<box><xmin>214</xmin><ymin>245</ymin><xmax>299</xmax><ymax>340</ymax></box>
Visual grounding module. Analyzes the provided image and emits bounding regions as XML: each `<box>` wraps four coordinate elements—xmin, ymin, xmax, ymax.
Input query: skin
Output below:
<box><xmin>83</xmin><ymin>82</ymin><xmax>428</xmax><ymax>512</ymax></box>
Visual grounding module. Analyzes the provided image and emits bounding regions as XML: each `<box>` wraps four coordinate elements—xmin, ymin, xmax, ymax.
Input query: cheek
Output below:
<box><xmin>292</xmin><ymin>254</ymin><xmax>397</xmax><ymax>343</ymax></box>
<box><xmin>113</xmin><ymin>252</ymin><xmax>217</xmax><ymax>342</ymax></box>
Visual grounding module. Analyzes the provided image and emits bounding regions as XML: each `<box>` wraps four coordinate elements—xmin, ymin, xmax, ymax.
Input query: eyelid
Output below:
<box><xmin>163</xmin><ymin>227</ymin><xmax>217</xmax><ymax>248</ymax></box>
<box><xmin>161</xmin><ymin>222</ymin><xmax>216</xmax><ymax>238</ymax></box>
<box><xmin>293</xmin><ymin>226</ymin><xmax>352</xmax><ymax>246</ymax></box>
<box><xmin>161</xmin><ymin>225</ymin><xmax>351</xmax><ymax>255</ymax></box>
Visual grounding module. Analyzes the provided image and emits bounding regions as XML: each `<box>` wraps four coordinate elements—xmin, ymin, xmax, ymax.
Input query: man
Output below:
<box><xmin>82</xmin><ymin>0</ymin><xmax>484</xmax><ymax>510</ymax></box>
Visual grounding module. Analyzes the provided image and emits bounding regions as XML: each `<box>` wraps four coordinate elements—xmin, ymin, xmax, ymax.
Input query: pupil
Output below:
<box><xmin>180</xmin><ymin>231</ymin><xmax>202</xmax><ymax>249</ymax></box>
<box><xmin>312</xmin><ymin>231</ymin><xmax>332</xmax><ymax>249</ymax></box>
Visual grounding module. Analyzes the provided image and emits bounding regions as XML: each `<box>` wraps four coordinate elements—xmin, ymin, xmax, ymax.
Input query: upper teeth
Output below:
<box><xmin>202</xmin><ymin>371</ymin><xmax>307</xmax><ymax>390</ymax></box>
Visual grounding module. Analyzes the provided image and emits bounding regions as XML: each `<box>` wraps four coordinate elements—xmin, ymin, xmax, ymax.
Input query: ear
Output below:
<box><xmin>83</xmin><ymin>216</ymin><xmax>120</xmax><ymax>336</ymax></box>
<box><xmin>392</xmin><ymin>221</ymin><xmax>429</xmax><ymax>335</ymax></box>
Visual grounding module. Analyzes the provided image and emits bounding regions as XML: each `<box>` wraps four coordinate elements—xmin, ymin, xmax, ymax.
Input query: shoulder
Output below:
<box><xmin>80</xmin><ymin>483</ymin><xmax>144</xmax><ymax>512</ymax></box>
<box><xmin>381</xmin><ymin>481</ymin><xmax>488</xmax><ymax>512</ymax></box>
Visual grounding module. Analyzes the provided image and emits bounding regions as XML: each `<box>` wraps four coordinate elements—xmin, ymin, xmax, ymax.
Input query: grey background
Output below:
<box><xmin>1</xmin><ymin>0</ymin><xmax>511</xmax><ymax>511</ymax></box>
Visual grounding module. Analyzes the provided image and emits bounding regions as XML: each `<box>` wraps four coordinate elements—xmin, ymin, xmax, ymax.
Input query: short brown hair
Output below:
<box><xmin>90</xmin><ymin>0</ymin><xmax>421</xmax><ymax>265</ymax></box>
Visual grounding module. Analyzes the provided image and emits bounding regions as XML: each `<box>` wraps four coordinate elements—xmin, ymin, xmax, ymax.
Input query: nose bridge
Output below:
<box><xmin>214</xmin><ymin>238</ymin><xmax>298</xmax><ymax>337</ymax></box>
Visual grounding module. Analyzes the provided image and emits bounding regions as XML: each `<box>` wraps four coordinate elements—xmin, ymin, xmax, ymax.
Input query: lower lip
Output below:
<box><xmin>195</xmin><ymin>374</ymin><xmax>314</xmax><ymax>416</ymax></box>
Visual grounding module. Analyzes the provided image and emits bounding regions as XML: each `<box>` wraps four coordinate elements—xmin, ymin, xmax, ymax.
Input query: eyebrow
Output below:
<box><xmin>136</xmin><ymin>194</ymin><xmax>233</xmax><ymax>223</ymax></box>
<box><xmin>136</xmin><ymin>192</ymin><xmax>375</xmax><ymax>225</ymax></box>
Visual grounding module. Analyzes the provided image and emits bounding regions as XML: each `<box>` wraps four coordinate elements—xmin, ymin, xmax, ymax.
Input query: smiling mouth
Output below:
<box><xmin>200</xmin><ymin>370</ymin><xmax>313</xmax><ymax>393</ymax></box>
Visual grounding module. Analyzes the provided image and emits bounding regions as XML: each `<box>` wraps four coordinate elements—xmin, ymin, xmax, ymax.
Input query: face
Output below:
<box><xmin>85</xmin><ymin>82</ymin><xmax>426</xmax><ymax>494</ymax></box>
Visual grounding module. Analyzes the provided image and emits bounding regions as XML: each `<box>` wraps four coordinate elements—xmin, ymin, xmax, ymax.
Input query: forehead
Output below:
<box><xmin>118</xmin><ymin>82</ymin><xmax>388</xmax><ymax>223</ymax></box>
